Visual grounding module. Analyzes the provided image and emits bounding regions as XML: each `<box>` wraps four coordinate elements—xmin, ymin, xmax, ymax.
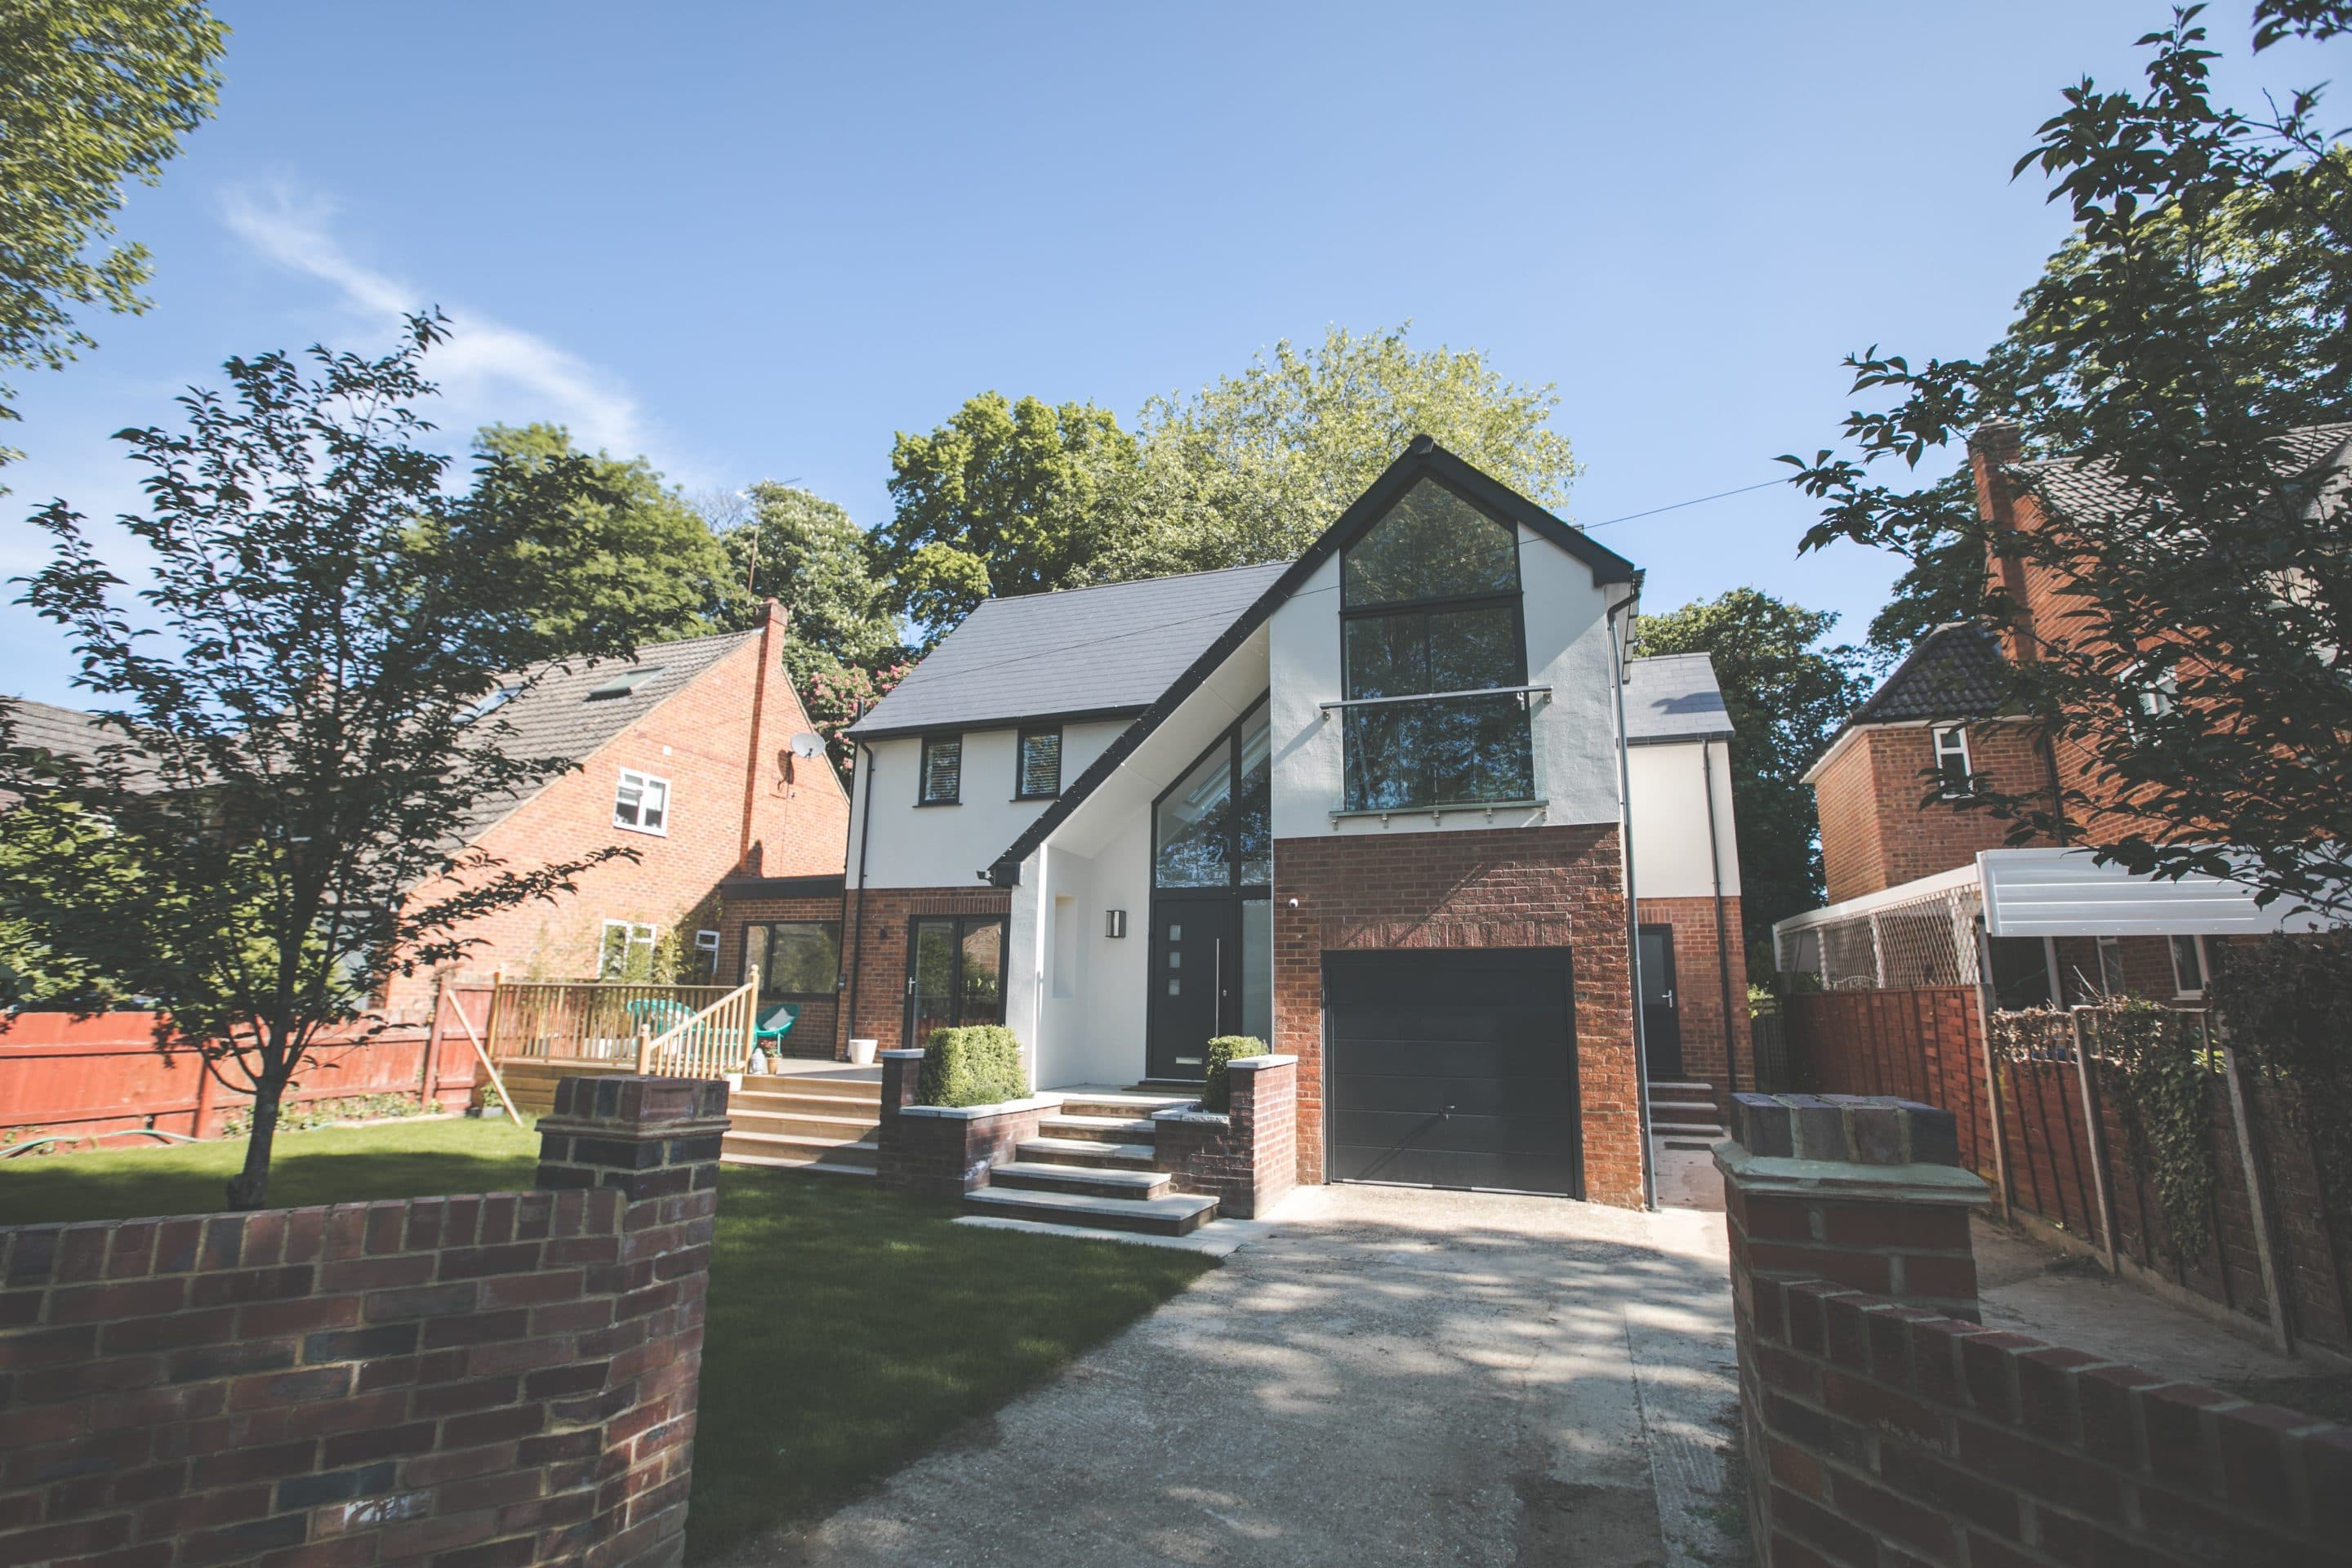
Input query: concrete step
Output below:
<box><xmin>727</xmin><ymin>1109</ymin><xmax>880</xmax><ymax>1140</ymax></box>
<box><xmin>1036</xmin><ymin>1113</ymin><xmax>1158</xmax><ymax>1144</ymax></box>
<box><xmin>962</xmin><ymin>1185</ymin><xmax>1218</xmax><ymax>1237</ymax></box>
<box><xmin>1649</xmin><ymin>1098</ymin><xmax>1721</xmax><ymax>1119</ymax></box>
<box><xmin>987</xmin><ymin>1161</ymin><xmax>1174</xmax><ymax>1201</ymax></box>
<box><xmin>1650</xmin><ymin>1120</ymin><xmax>1728</xmax><ymax>1138</ymax></box>
<box><xmin>721</xmin><ymin>1131</ymin><xmax>880</xmax><ymax>1167</ymax></box>
<box><xmin>1054</xmin><ymin>1092</ymin><xmax>1195</xmax><ymax>1120</ymax></box>
<box><xmin>1016</xmin><ymin>1136</ymin><xmax>1158</xmax><ymax>1170</ymax></box>
<box><xmin>1646</xmin><ymin>1080</ymin><xmax>1714</xmax><ymax>1098</ymax></box>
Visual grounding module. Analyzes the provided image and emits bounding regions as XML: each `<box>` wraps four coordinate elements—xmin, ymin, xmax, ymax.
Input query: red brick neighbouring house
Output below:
<box><xmin>382</xmin><ymin>604</ymin><xmax>848</xmax><ymax>1019</ymax></box>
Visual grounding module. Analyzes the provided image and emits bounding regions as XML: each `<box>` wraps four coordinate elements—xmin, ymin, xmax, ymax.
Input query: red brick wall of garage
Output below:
<box><xmin>1815</xmin><ymin>722</ymin><xmax>2055</xmax><ymax>905</ymax></box>
<box><xmin>383</xmin><ymin>626</ymin><xmax>849</xmax><ymax>1019</ymax></box>
<box><xmin>715</xmin><ymin>890</ymin><xmax>849</xmax><ymax>1059</ymax></box>
<box><xmin>835</xmin><ymin>887</ymin><xmax>1013</xmax><ymax>1058</ymax></box>
<box><xmin>1636</xmin><ymin>895</ymin><xmax>1749</xmax><ymax>1110</ymax></box>
<box><xmin>1272</xmin><ymin>823</ymin><xmax>1645</xmax><ymax>1209</ymax></box>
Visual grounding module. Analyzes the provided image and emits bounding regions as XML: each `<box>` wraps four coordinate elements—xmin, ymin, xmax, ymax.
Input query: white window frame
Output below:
<box><xmin>1931</xmin><ymin>725</ymin><xmax>1974</xmax><ymax>799</ymax></box>
<box><xmin>2168</xmin><ymin>933</ymin><xmax>2209</xmax><ymax>1000</ymax></box>
<box><xmin>2096</xmin><ymin>934</ymin><xmax>2128</xmax><ymax>997</ymax></box>
<box><xmin>693</xmin><ymin>928</ymin><xmax>721</xmax><ymax>980</ymax></box>
<box><xmin>613</xmin><ymin>768</ymin><xmax>670</xmax><ymax>835</ymax></box>
<box><xmin>599</xmin><ymin>920</ymin><xmax>659</xmax><ymax>981</ymax></box>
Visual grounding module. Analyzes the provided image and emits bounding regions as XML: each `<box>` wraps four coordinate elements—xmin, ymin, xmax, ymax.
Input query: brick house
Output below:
<box><xmin>1778</xmin><ymin>423</ymin><xmax>2350</xmax><ymax>1002</ymax></box>
<box><xmin>382</xmin><ymin>604</ymin><xmax>848</xmax><ymax>1019</ymax></box>
<box><xmin>801</xmin><ymin>438</ymin><xmax>1748</xmax><ymax>1209</ymax></box>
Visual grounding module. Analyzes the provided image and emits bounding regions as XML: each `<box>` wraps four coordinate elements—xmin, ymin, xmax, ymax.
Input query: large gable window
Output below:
<box><xmin>1338</xmin><ymin>479</ymin><xmax>1534</xmax><ymax>811</ymax></box>
<box><xmin>1155</xmin><ymin>701</ymin><xmax>1271</xmax><ymax>889</ymax></box>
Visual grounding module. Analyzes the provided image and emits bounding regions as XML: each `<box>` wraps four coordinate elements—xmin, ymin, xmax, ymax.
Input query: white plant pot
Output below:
<box><xmin>848</xmin><ymin>1037</ymin><xmax>878</xmax><ymax>1066</ymax></box>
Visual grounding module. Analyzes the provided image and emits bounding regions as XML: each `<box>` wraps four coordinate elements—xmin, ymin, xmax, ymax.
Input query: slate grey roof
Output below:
<box><xmin>848</xmin><ymin>562</ymin><xmax>1290</xmax><ymax>739</ymax></box>
<box><xmin>1622</xmin><ymin>654</ymin><xmax>1734</xmax><ymax>745</ymax></box>
<box><xmin>2017</xmin><ymin>421</ymin><xmax>2352</xmax><ymax>524</ymax></box>
<box><xmin>0</xmin><ymin>698</ymin><xmax>165</xmax><ymax>789</ymax></box>
<box><xmin>457</xmin><ymin>625</ymin><xmax>757</xmax><ymax>840</ymax></box>
<box><xmin>1847</xmin><ymin>621</ymin><xmax>2009</xmax><ymax>728</ymax></box>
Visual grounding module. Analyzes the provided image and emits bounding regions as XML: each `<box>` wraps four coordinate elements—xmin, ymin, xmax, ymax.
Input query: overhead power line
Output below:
<box><xmin>1582</xmin><ymin>476</ymin><xmax>1787</xmax><ymax>531</ymax></box>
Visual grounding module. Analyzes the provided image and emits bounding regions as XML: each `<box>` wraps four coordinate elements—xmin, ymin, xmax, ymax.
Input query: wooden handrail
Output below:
<box><xmin>639</xmin><ymin>967</ymin><xmax>760</xmax><ymax>1080</ymax></box>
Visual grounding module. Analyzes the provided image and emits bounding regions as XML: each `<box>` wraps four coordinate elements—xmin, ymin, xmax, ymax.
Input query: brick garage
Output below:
<box><xmin>0</xmin><ymin>1075</ymin><xmax>728</xmax><ymax>1568</ymax></box>
<box><xmin>714</xmin><ymin>874</ymin><xmax>848</xmax><ymax>1060</ymax></box>
<box><xmin>1636</xmin><ymin>893</ymin><xmax>1750</xmax><ymax>1108</ymax></box>
<box><xmin>837</xmin><ymin>886</ymin><xmax>1010</xmax><ymax>1057</ymax></box>
<box><xmin>1272</xmin><ymin>822</ymin><xmax>1642</xmax><ymax>1208</ymax></box>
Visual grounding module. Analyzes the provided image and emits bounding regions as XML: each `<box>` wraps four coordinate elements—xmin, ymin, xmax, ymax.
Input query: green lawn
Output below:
<box><xmin>0</xmin><ymin>1118</ymin><xmax>1214</xmax><ymax>1561</ymax></box>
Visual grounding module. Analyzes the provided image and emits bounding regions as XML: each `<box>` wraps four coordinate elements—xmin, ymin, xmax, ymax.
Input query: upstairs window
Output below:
<box><xmin>1931</xmin><ymin>726</ymin><xmax>1974</xmax><ymax>798</ymax></box>
<box><xmin>613</xmin><ymin>769</ymin><xmax>670</xmax><ymax>834</ymax></box>
<box><xmin>919</xmin><ymin>735</ymin><xmax>962</xmax><ymax>804</ymax></box>
<box><xmin>1339</xmin><ymin>478</ymin><xmax>1532</xmax><ymax>810</ymax></box>
<box><xmin>1016</xmin><ymin>726</ymin><xmax>1062</xmax><ymax>800</ymax></box>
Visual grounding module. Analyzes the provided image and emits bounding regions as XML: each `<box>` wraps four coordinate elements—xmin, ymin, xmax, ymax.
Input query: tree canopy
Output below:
<box><xmin>0</xmin><ymin>319</ymin><xmax>687</xmax><ymax>1206</ymax></box>
<box><xmin>0</xmin><ymin>0</ymin><xmax>225</xmax><ymax>474</ymax></box>
<box><xmin>1786</xmin><ymin>1</ymin><xmax>2352</xmax><ymax>915</ymax></box>
<box><xmin>1636</xmin><ymin>590</ymin><xmax>1870</xmax><ymax>947</ymax></box>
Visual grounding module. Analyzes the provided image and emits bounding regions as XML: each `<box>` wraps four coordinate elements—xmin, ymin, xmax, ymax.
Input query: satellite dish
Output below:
<box><xmin>789</xmin><ymin>732</ymin><xmax>826</xmax><ymax>760</ymax></box>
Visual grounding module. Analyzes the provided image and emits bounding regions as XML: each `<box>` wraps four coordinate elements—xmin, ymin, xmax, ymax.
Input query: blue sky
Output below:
<box><xmin>3</xmin><ymin>2</ymin><xmax>2332</xmax><ymax>704</ymax></box>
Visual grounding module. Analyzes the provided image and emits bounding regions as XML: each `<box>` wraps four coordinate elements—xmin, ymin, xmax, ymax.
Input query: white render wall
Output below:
<box><xmin>1266</xmin><ymin>525</ymin><xmax>1628</xmax><ymax>840</ymax></box>
<box><xmin>1628</xmin><ymin>738</ymin><xmax>1741</xmax><ymax>901</ymax></box>
<box><xmin>847</xmin><ymin>719</ymin><xmax>1129</xmax><ymax>889</ymax></box>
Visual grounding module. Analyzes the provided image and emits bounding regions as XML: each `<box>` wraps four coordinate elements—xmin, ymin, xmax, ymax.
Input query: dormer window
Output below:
<box><xmin>614</xmin><ymin>769</ymin><xmax>669</xmax><ymax>834</ymax></box>
<box><xmin>1337</xmin><ymin>479</ymin><xmax>1533</xmax><ymax>811</ymax></box>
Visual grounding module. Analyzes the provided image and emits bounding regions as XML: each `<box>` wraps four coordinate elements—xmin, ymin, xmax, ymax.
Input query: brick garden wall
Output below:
<box><xmin>1636</xmin><ymin>893</ymin><xmax>1749</xmax><ymax>1107</ymax></box>
<box><xmin>0</xmin><ymin>1075</ymin><xmax>728</xmax><ymax>1568</ymax></box>
<box><xmin>1150</xmin><ymin>1056</ymin><xmax>1297</xmax><ymax>1219</ymax></box>
<box><xmin>871</xmin><ymin>1050</ymin><xmax>1049</xmax><ymax>1198</ymax></box>
<box><xmin>1723</xmin><ymin>1092</ymin><xmax>2352</xmax><ymax>1567</ymax></box>
<box><xmin>1272</xmin><ymin>822</ymin><xmax>1642</xmax><ymax>1205</ymax></box>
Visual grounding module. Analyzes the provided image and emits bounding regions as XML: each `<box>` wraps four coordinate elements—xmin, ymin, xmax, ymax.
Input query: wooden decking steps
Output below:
<box><xmin>721</xmin><ymin>1070</ymin><xmax>884</xmax><ymax>1178</ymax></box>
<box><xmin>963</xmin><ymin>1089</ymin><xmax>1216</xmax><ymax>1236</ymax></box>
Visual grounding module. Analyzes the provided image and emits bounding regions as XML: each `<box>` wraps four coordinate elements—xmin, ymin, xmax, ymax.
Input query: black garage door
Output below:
<box><xmin>1325</xmin><ymin>948</ymin><xmax>1580</xmax><ymax>1197</ymax></box>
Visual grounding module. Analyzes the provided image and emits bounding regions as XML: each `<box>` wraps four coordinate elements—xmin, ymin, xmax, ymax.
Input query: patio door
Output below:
<box><xmin>906</xmin><ymin>915</ymin><xmax>1006</xmax><ymax>1050</ymax></box>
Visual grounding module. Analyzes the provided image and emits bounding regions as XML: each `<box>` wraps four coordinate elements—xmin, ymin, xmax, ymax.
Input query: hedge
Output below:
<box><xmin>1201</xmin><ymin>1036</ymin><xmax>1265</xmax><ymax>1113</ymax></box>
<box><xmin>916</xmin><ymin>1024</ymin><xmax>1030</xmax><ymax>1108</ymax></box>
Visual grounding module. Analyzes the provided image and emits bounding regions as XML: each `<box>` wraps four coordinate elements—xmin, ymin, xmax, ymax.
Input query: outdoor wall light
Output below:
<box><xmin>1105</xmin><ymin>910</ymin><xmax>1128</xmax><ymax>938</ymax></box>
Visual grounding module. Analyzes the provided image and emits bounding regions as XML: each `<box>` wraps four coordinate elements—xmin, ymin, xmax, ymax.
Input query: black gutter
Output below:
<box><xmin>841</xmin><ymin>739</ymin><xmax>878</xmax><ymax>1056</ymax></box>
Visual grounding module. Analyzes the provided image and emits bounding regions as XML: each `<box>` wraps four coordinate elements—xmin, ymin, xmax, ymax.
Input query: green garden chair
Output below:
<box><xmin>753</xmin><ymin>1003</ymin><xmax>800</xmax><ymax>1046</ymax></box>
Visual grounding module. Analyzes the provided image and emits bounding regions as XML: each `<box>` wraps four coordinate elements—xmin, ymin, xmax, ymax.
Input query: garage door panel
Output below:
<box><xmin>1325</xmin><ymin>947</ymin><xmax>1580</xmax><ymax>1197</ymax></box>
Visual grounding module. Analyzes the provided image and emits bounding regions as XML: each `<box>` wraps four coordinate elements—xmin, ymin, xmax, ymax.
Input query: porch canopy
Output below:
<box><xmin>1775</xmin><ymin>847</ymin><xmax>2332</xmax><ymax>991</ymax></box>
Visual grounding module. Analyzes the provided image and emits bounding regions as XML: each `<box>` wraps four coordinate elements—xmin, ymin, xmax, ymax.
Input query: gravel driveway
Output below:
<box><xmin>732</xmin><ymin>1184</ymin><xmax>1746</xmax><ymax>1567</ymax></box>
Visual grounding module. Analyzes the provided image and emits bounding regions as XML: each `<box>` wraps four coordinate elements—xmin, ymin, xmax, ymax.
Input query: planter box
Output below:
<box><xmin>875</xmin><ymin>1048</ymin><xmax>1059</xmax><ymax>1197</ymax></box>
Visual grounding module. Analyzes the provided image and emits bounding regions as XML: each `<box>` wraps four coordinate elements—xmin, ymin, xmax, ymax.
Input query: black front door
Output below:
<box><xmin>906</xmin><ymin>915</ymin><xmax>1005</xmax><ymax>1050</ymax></box>
<box><xmin>1637</xmin><ymin>924</ymin><xmax>1682</xmax><ymax>1079</ymax></box>
<box><xmin>1146</xmin><ymin>898</ymin><xmax>1236</xmax><ymax>1081</ymax></box>
<box><xmin>1325</xmin><ymin>948</ymin><xmax>1580</xmax><ymax>1196</ymax></box>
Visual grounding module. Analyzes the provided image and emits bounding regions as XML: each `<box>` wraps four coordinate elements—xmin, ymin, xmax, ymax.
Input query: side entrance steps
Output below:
<box><xmin>963</xmin><ymin>1091</ymin><xmax>1217</xmax><ymax>1236</ymax></box>
<box><xmin>721</xmin><ymin>1071</ymin><xmax>883</xmax><ymax>1178</ymax></box>
<box><xmin>1648</xmin><ymin>1078</ymin><xmax>1729</xmax><ymax>1211</ymax></box>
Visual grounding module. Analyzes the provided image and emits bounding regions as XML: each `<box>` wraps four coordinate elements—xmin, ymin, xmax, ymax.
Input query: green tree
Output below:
<box><xmin>1106</xmin><ymin>323</ymin><xmax>1581</xmax><ymax>579</ymax></box>
<box><xmin>0</xmin><ymin>318</ymin><xmax>684</xmax><ymax>1208</ymax></box>
<box><xmin>1859</xmin><ymin>472</ymin><xmax>1990</xmax><ymax>666</ymax></box>
<box><xmin>0</xmin><ymin>1</ymin><xmax>225</xmax><ymax>475</ymax></box>
<box><xmin>466</xmin><ymin>422</ymin><xmax>742</xmax><ymax>648</ymax></box>
<box><xmin>875</xmin><ymin>392</ymin><xmax>1137</xmax><ymax>636</ymax></box>
<box><xmin>1786</xmin><ymin>2</ymin><xmax>2352</xmax><ymax>915</ymax></box>
<box><xmin>1637</xmin><ymin>590</ymin><xmax>1870</xmax><ymax>945</ymax></box>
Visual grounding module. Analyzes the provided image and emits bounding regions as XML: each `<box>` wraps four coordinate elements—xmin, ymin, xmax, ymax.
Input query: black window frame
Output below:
<box><xmin>1013</xmin><ymin>724</ymin><xmax>1063</xmax><ymax>801</ymax></box>
<box><xmin>744</xmin><ymin>920</ymin><xmax>844</xmax><ymax>1000</ymax></box>
<box><xmin>916</xmin><ymin>733</ymin><xmax>963</xmax><ymax>806</ymax></box>
<box><xmin>1151</xmin><ymin>693</ymin><xmax>1272</xmax><ymax>894</ymax></box>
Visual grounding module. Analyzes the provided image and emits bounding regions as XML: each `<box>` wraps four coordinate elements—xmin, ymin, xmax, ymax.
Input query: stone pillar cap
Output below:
<box><xmin>1730</xmin><ymin>1093</ymin><xmax>1961</xmax><ymax>1169</ymax></box>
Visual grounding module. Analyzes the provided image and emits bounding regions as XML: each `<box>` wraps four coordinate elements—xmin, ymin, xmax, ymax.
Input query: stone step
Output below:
<box><xmin>1649</xmin><ymin>1098</ymin><xmax>1721</xmax><ymax>1119</ymax></box>
<box><xmin>987</xmin><ymin>1161</ymin><xmax>1173</xmax><ymax>1201</ymax></box>
<box><xmin>721</xmin><ymin>1130</ymin><xmax>880</xmax><ymax>1167</ymax></box>
<box><xmin>1054</xmin><ymin>1092</ymin><xmax>1196</xmax><ymax>1120</ymax></box>
<box><xmin>1016</xmin><ymin>1136</ymin><xmax>1159</xmax><ymax>1171</ymax></box>
<box><xmin>1036</xmin><ymin>1113</ymin><xmax>1158</xmax><ymax>1144</ymax></box>
<box><xmin>962</xmin><ymin>1186</ymin><xmax>1218</xmax><ymax>1237</ymax></box>
<box><xmin>1646</xmin><ymin>1080</ymin><xmax>1714</xmax><ymax>1097</ymax></box>
<box><xmin>728</xmin><ymin>1109</ymin><xmax>881</xmax><ymax>1140</ymax></box>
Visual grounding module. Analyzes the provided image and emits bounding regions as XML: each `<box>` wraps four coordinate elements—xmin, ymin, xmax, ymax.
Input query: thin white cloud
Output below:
<box><xmin>219</xmin><ymin>185</ymin><xmax>649</xmax><ymax>459</ymax></box>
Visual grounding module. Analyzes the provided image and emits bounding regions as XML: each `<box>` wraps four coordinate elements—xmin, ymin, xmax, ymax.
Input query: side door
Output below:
<box><xmin>1637</xmin><ymin>924</ymin><xmax>1682</xmax><ymax>1079</ymax></box>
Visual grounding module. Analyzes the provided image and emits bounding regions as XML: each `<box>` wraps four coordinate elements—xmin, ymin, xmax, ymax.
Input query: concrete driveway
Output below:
<box><xmin>736</xmin><ymin>1185</ymin><xmax>1746</xmax><ymax>1567</ymax></box>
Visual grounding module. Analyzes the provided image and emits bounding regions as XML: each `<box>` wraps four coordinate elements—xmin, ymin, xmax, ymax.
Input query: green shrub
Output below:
<box><xmin>916</xmin><ymin>1025</ymin><xmax>1029</xmax><ymax>1108</ymax></box>
<box><xmin>1201</xmin><ymin>1036</ymin><xmax>1266</xmax><ymax>1113</ymax></box>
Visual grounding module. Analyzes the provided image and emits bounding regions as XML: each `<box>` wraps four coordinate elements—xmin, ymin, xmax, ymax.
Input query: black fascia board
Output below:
<box><xmin>985</xmin><ymin>436</ymin><xmax>1638</xmax><ymax>885</ymax></box>
<box><xmin>847</xmin><ymin>703</ymin><xmax>1147</xmax><ymax>744</ymax></box>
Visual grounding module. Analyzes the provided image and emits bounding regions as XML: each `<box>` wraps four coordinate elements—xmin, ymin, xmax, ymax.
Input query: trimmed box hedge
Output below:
<box><xmin>1201</xmin><ymin>1036</ymin><xmax>1265</xmax><ymax>1113</ymax></box>
<box><xmin>916</xmin><ymin>1024</ymin><xmax>1031</xmax><ymax>1108</ymax></box>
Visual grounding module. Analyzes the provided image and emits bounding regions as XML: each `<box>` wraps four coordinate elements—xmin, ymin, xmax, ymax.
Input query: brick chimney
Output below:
<box><xmin>1967</xmin><ymin>421</ymin><xmax>2038</xmax><ymax>664</ymax></box>
<box><xmin>740</xmin><ymin>597</ymin><xmax>789</xmax><ymax>866</ymax></box>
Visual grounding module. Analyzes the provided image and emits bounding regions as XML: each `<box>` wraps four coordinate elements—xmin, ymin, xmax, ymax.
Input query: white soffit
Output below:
<box><xmin>1978</xmin><ymin>849</ymin><xmax>2329</xmax><ymax>938</ymax></box>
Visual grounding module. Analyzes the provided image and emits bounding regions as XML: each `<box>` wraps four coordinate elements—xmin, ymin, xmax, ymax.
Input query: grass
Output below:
<box><xmin>0</xmin><ymin>1117</ymin><xmax>1214</xmax><ymax>1561</ymax></box>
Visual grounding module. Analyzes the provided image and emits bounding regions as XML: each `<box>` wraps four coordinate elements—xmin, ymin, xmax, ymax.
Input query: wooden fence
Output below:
<box><xmin>1784</xmin><ymin>985</ymin><xmax>2352</xmax><ymax>1354</ymax></box>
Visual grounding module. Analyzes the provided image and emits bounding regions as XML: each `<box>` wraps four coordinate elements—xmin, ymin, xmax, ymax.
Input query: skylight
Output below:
<box><xmin>586</xmin><ymin>666</ymin><xmax>662</xmax><ymax>701</ymax></box>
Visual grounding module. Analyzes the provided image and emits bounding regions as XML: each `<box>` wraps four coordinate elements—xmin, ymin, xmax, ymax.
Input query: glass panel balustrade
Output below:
<box><xmin>1339</xmin><ymin>689</ymin><xmax>1538</xmax><ymax>812</ymax></box>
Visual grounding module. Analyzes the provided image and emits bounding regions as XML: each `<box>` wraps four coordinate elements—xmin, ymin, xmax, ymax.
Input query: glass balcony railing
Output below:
<box><xmin>1324</xmin><ymin>685</ymin><xmax>1547</xmax><ymax>814</ymax></box>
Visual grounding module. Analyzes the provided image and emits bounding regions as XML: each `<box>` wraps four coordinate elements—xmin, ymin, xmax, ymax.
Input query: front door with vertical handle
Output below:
<box><xmin>1145</xmin><ymin>899</ymin><xmax>1236</xmax><ymax>1081</ymax></box>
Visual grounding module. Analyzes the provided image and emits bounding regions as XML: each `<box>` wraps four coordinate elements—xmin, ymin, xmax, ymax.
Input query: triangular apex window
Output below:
<box><xmin>1340</xmin><ymin>478</ymin><xmax>1518</xmax><ymax>607</ymax></box>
